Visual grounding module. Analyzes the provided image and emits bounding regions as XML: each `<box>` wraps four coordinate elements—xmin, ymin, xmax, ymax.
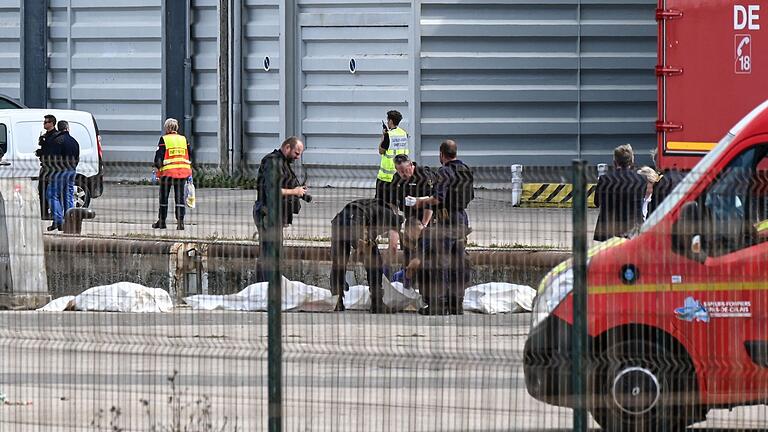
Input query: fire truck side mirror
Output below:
<box><xmin>672</xmin><ymin>201</ymin><xmax>706</xmax><ymax>263</ymax></box>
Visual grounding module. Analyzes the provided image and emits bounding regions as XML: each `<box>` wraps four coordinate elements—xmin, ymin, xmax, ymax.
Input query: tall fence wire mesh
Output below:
<box><xmin>0</xmin><ymin>155</ymin><xmax>767</xmax><ymax>431</ymax></box>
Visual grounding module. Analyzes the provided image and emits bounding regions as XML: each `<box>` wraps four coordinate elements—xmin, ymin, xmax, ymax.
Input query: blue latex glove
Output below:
<box><xmin>392</xmin><ymin>269</ymin><xmax>405</xmax><ymax>283</ymax></box>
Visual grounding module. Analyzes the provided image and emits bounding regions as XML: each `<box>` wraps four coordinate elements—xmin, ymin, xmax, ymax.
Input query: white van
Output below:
<box><xmin>0</xmin><ymin>109</ymin><xmax>104</xmax><ymax>207</ymax></box>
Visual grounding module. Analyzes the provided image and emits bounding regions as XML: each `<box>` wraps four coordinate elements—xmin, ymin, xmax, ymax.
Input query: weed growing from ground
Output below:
<box><xmin>91</xmin><ymin>370</ymin><xmax>238</xmax><ymax>432</ymax></box>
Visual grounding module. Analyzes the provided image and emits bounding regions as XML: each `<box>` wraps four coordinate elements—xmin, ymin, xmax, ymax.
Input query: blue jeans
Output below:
<box><xmin>47</xmin><ymin>170</ymin><xmax>76</xmax><ymax>226</ymax></box>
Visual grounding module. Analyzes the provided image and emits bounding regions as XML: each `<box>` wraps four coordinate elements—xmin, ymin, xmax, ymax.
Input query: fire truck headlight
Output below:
<box><xmin>531</xmin><ymin>267</ymin><xmax>573</xmax><ymax>329</ymax></box>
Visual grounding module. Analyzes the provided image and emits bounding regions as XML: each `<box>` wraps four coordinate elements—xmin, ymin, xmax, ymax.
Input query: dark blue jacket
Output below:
<box><xmin>52</xmin><ymin>131</ymin><xmax>80</xmax><ymax>171</ymax></box>
<box><xmin>433</xmin><ymin>159</ymin><xmax>473</xmax><ymax>226</ymax></box>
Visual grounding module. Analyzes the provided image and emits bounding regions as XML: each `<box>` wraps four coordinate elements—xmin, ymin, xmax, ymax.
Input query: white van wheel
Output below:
<box><xmin>73</xmin><ymin>181</ymin><xmax>91</xmax><ymax>208</ymax></box>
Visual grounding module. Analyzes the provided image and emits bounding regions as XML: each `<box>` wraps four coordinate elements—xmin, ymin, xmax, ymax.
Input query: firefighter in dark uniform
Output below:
<box><xmin>330</xmin><ymin>199</ymin><xmax>403</xmax><ymax>313</ymax></box>
<box><xmin>411</xmin><ymin>139</ymin><xmax>474</xmax><ymax>315</ymax></box>
<box><xmin>252</xmin><ymin>136</ymin><xmax>308</xmax><ymax>281</ymax></box>
<box><xmin>386</xmin><ymin>153</ymin><xmax>435</xmax><ymax>270</ymax></box>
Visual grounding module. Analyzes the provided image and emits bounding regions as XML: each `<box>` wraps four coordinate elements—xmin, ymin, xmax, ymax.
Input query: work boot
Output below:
<box><xmin>47</xmin><ymin>223</ymin><xmax>61</xmax><ymax>232</ymax></box>
<box><xmin>418</xmin><ymin>298</ymin><xmax>448</xmax><ymax>316</ymax></box>
<box><xmin>152</xmin><ymin>220</ymin><xmax>167</xmax><ymax>229</ymax></box>
<box><xmin>448</xmin><ymin>297</ymin><xmax>464</xmax><ymax>315</ymax></box>
<box><xmin>176</xmin><ymin>221</ymin><xmax>185</xmax><ymax>230</ymax></box>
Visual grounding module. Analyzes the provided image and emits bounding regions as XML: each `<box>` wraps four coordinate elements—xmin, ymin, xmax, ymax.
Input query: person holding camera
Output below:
<box><xmin>253</xmin><ymin>136</ymin><xmax>308</xmax><ymax>281</ymax></box>
<box><xmin>375</xmin><ymin>110</ymin><xmax>409</xmax><ymax>201</ymax></box>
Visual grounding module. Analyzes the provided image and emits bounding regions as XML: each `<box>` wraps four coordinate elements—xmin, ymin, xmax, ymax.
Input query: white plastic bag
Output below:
<box><xmin>462</xmin><ymin>282</ymin><xmax>536</xmax><ymax>314</ymax></box>
<box><xmin>185</xmin><ymin>178</ymin><xmax>196</xmax><ymax>208</ymax></box>
<box><xmin>37</xmin><ymin>282</ymin><xmax>174</xmax><ymax>313</ymax></box>
<box><xmin>184</xmin><ymin>277</ymin><xmax>337</xmax><ymax>312</ymax></box>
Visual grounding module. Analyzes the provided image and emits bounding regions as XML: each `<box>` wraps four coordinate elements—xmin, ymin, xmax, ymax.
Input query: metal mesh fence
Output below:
<box><xmin>0</xmin><ymin>156</ymin><xmax>767</xmax><ymax>431</ymax></box>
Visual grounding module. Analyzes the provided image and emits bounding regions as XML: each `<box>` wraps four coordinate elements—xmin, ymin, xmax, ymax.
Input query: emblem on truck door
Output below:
<box><xmin>675</xmin><ymin>297</ymin><xmax>710</xmax><ymax>323</ymax></box>
<box><xmin>620</xmin><ymin>264</ymin><xmax>638</xmax><ymax>285</ymax></box>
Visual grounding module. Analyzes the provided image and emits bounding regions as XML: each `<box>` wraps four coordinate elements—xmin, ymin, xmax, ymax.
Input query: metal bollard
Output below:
<box><xmin>63</xmin><ymin>208</ymin><xmax>96</xmax><ymax>234</ymax></box>
<box><xmin>511</xmin><ymin>164</ymin><xmax>523</xmax><ymax>206</ymax></box>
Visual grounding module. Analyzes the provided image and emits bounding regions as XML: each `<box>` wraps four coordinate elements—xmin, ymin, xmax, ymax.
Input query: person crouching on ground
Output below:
<box><xmin>329</xmin><ymin>199</ymin><xmax>403</xmax><ymax>313</ymax></box>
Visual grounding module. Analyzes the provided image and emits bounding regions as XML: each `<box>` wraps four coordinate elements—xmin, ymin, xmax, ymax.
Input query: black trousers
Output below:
<box><xmin>255</xmin><ymin>222</ymin><xmax>286</xmax><ymax>283</ymax></box>
<box><xmin>374</xmin><ymin>178</ymin><xmax>391</xmax><ymax>202</ymax></box>
<box><xmin>158</xmin><ymin>177</ymin><xmax>186</xmax><ymax>222</ymax></box>
<box><xmin>38</xmin><ymin>169</ymin><xmax>50</xmax><ymax>220</ymax></box>
<box><xmin>419</xmin><ymin>225</ymin><xmax>470</xmax><ymax>305</ymax></box>
<box><xmin>329</xmin><ymin>222</ymin><xmax>383</xmax><ymax>304</ymax></box>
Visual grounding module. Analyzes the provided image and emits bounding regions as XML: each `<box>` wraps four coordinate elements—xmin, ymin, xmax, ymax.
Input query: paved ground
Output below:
<box><xmin>64</xmin><ymin>183</ymin><xmax>600</xmax><ymax>249</ymax></box>
<box><xmin>0</xmin><ymin>311</ymin><xmax>764</xmax><ymax>431</ymax></box>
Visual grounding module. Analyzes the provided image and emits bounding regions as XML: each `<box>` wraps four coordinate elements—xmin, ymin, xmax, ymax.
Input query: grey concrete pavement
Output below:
<box><xmin>0</xmin><ymin>311</ymin><xmax>764</xmax><ymax>431</ymax></box>
<box><xmin>62</xmin><ymin>183</ymin><xmax>599</xmax><ymax>249</ymax></box>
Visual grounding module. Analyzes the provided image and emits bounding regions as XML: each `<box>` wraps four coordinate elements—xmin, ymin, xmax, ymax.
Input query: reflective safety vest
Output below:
<box><xmin>377</xmin><ymin>126</ymin><xmax>409</xmax><ymax>183</ymax></box>
<box><xmin>159</xmin><ymin>133</ymin><xmax>192</xmax><ymax>178</ymax></box>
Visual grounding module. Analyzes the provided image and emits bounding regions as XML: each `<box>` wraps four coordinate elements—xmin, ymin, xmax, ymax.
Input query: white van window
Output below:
<box><xmin>15</xmin><ymin>121</ymin><xmax>50</xmax><ymax>156</ymax></box>
<box><xmin>0</xmin><ymin>123</ymin><xmax>7</xmax><ymax>156</ymax></box>
<box><xmin>67</xmin><ymin>122</ymin><xmax>94</xmax><ymax>155</ymax></box>
<box><xmin>15</xmin><ymin>120</ymin><xmax>93</xmax><ymax>157</ymax></box>
<box><xmin>0</xmin><ymin>123</ymin><xmax>8</xmax><ymax>156</ymax></box>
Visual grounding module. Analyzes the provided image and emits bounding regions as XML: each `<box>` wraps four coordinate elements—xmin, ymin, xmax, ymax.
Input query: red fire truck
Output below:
<box><xmin>658</xmin><ymin>0</ymin><xmax>766</xmax><ymax>170</ymax></box>
<box><xmin>525</xmin><ymin>99</ymin><xmax>768</xmax><ymax>430</ymax></box>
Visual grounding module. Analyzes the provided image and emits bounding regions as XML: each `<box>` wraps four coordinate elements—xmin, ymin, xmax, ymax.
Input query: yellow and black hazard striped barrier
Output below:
<box><xmin>520</xmin><ymin>183</ymin><xmax>597</xmax><ymax>208</ymax></box>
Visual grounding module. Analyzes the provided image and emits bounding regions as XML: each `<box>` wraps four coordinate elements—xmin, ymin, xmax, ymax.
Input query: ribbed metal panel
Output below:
<box><xmin>579</xmin><ymin>0</ymin><xmax>657</xmax><ymax>164</ymax></box>
<box><xmin>191</xmin><ymin>0</ymin><xmax>219</xmax><ymax>165</ymax></box>
<box><xmin>242</xmin><ymin>0</ymin><xmax>281</xmax><ymax>166</ymax></box>
<box><xmin>27</xmin><ymin>0</ymin><xmax>656</xmax><ymax>172</ymax></box>
<box><xmin>48</xmin><ymin>0</ymin><xmax>163</xmax><ymax>164</ymax></box>
<box><xmin>419</xmin><ymin>0</ymin><xmax>656</xmax><ymax>167</ymax></box>
<box><xmin>298</xmin><ymin>0</ymin><xmax>411</xmax><ymax>165</ymax></box>
<box><xmin>0</xmin><ymin>1</ymin><xmax>20</xmax><ymax>99</ymax></box>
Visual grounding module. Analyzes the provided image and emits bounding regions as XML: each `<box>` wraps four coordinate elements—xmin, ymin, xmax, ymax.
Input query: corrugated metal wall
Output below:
<box><xmin>419</xmin><ymin>0</ymin><xmax>656</xmax><ymax>167</ymax></box>
<box><xmin>0</xmin><ymin>0</ymin><xmax>20</xmax><ymax>100</ymax></box>
<box><xmin>297</xmin><ymin>0</ymin><xmax>411</xmax><ymax>166</ymax></box>
<box><xmin>191</xmin><ymin>0</ymin><xmax>220</xmax><ymax>165</ymax></box>
<box><xmin>579</xmin><ymin>0</ymin><xmax>657</xmax><ymax>165</ymax></box>
<box><xmin>47</xmin><ymin>0</ymin><xmax>163</xmax><ymax>164</ymax></box>
<box><xmin>242</xmin><ymin>0</ymin><xmax>281</xmax><ymax>166</ymax></box>
<box><xmin>7</xmin><ymin>1</ymin><xmax>657</xmax><ymax>170</ymax></box>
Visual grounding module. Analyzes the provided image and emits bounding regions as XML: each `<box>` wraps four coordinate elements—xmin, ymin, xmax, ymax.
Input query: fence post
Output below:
<box><xmin>571</xmin><ymin>159</ymin><xmax>588</xmax><ymax>431</ymax></box>
<box><xmin>265</xmin><ymin>158</ymin><xmax>283</xmax><ymax>431</ymax></box>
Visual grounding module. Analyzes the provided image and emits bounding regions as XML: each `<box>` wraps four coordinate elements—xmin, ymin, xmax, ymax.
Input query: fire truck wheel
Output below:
<box><xmin>590</xmin><ymin>338</ymin><xmax>700</xmax><ymax>432</ymax></box>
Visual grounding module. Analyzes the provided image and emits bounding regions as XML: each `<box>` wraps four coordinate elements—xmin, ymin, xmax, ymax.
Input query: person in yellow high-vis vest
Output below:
<box><xmin>152</xmin><ymin>118</ymin><xmax>192</xmax><ymax>230</ymax></box>
<box><xmin>375</xmin><ymin>110</ymin><xmax>409</xmax><ymax>201</ymax></box>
